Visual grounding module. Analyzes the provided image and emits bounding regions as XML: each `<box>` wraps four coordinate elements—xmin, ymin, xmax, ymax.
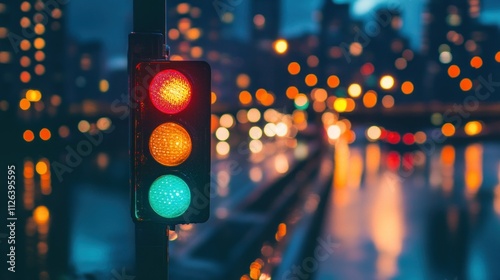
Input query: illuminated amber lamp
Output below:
<box><xmin>149</xmin><ymin>122</ymin><xmax>192</xmax><ymax>167</ymax></box>
<box><xmin>132</xmin><ymin>61</ymin><xmax>211</xmax><ymax>224</ymax></box>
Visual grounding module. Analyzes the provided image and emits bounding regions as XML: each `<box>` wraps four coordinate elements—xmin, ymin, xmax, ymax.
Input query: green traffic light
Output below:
<box><xmin>149</xmin><ymin>175</ymin><xmax>191</xmax><ymax>218</ymax></box>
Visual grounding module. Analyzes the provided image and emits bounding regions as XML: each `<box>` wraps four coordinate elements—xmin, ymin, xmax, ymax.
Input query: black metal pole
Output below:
<box><xmin>131</xmin><ymin>1</ymin><xmax>170</xmax><ymax>280</ymax></box>
<box><xmin>133</xmin><ymin>0</ymin><xmax>166</xmax><ymax>39</ymax></box>
<box><xmin>135</xmin><ymin>224</ymin><xmax>170</xmax><ymax>280</ymax></box>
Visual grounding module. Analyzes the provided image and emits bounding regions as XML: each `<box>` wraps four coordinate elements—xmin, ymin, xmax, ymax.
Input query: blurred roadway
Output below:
<box><xmin>6</xmin><ymin>118</ymin><xmax>500</xmax><ymax>280</ymax></box>
<box><xmin>313</xmin><ymin>140</ymin><xmax>500</xmax><ymax>280</ymax></box>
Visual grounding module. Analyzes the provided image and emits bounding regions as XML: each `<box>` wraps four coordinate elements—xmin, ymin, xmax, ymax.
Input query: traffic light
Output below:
<box><xmin>131</xmin><ymin>61</ymin><xmax>211</xmax><ymax>225</ymax></box>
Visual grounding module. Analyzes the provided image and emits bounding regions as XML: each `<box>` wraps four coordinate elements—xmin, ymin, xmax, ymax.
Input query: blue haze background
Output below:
<box><xmin>67</xmin><ymin>0</ymin><xmax>500</xmax><ymax>67</ymax></box>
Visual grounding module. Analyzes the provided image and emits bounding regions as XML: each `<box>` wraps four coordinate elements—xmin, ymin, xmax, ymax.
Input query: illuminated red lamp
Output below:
<box><xmin>402</xmin><ymin>133</ymin><xmax>415</xmax><ymax>145</ymax></box>
<box><xmin>149</xmin><ymin>69</ymin><xmax>192</xmax><ymax>114</ymax></box>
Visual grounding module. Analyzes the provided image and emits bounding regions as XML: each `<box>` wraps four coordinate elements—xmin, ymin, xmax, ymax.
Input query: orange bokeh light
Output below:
<box><xmin>39</xmin><ymin>128</ymin><xmax>51</xmax><ymax>141</ymax></box>
<box><xmin>305</xmin><ymin>74</ymin><xmax>318</xmax><ymax>87</ymax></box>
<box><xmin>20</xmin><ymin>98</ymin><xmax>31</xmax><ymax>110</ymax></box>
<box><xmin>33</xmin><ymin>205</ymin><xmax>50</xmax><ymax>225</ymax></box>
<box><xmin>327</xmin><ymin>75</ymin><xmax>340</xmax><ymax>88</ymax></box>
<box><xmin>401</xmin><ymin>81</ymin><xmax>414</xmax><ymax>94</ymax></box>
<box><xmin>260</xmin><ymin>93</ymin><xmax>275</xmax><ymax>106</ymax></box>
<box><xmin>23</xmin><ymin>130</ymin><xmax>35</xmax><ymax>142</ymax></box>
<box><xmin>239</xmin><ymin>90</ymin><xmax>252</xmax><ymax>105</ymax></box>
<box><xmin>20</xmin><ymin>56</ymin><xmax>31</xmax><ymax>67</ymax></box>
<box><xmin>288</xmin><ymin>62</ymin><xmax>301</xmax><ymax>75</ymax></box>
<box><xmin>236</xmin><ymin>74</ymin><xmax>250</xmax><ymax>89</ymax></box>
<box><xmin>286</xmin><ymin>86</ymin><xmax>299</xmax><ymax>99</ymax></box>
<box><xmin>211</xmin><ymin>91</ymin><xmax>217</xmax><ymax>105</ymax></box>
<box><xmin>448</xmin><ymin>65</ymin><xmax>460</xmax><ymax>78</ymax></box>
<box><xmin>34</xmin><ymin>51</ymin><xmax>45</xmax><ymax>61</ymax></box>
<box><xmin>20</xmin><ymin>71</ymin><xmax>31</xmax><ymax>83</ymax></box>
<box><xmin>460</xmin><ymin>78</ymin><xmax>473</xmax><ymax>91</ymax></box>
<box><xmin>470</xmin><ymin>56</ymin><xmax>483</xmax><ymax>69</ymax></box>
<box><xmin>363</xmin><ymin>90</ymin><xmax>378</xmax><ymax>108</ymax></box>
<box><xmin>20</xmin><ymin>40</ymin><xmax>31</xmax><ymax>51</ymax></box>
<box><xmin>441</xmin><ymin>123</ymin><xmax>456</xmax><ymax>137</ymax></box>
<box><xmin>34</xmin><ymin>64</ymin><xmax>45</xmax><ymax>75</ymax></box>
<box><xmin>256</xmin><ymin>88</ymin><xmax>267</xmax><ymax>101</ymax></box>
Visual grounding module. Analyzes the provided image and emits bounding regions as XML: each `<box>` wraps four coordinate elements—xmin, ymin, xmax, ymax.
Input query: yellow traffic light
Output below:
<box><xmin>149</xmin><ymin>122</ymin><xmax>192</xmax><ymax>166</ymax></box>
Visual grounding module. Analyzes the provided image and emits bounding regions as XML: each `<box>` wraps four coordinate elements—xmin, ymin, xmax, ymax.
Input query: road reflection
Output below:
<box><xmin>316</xmin><ymin>141</ymin><xmax>500</xmax><ymax>280</ymax></box>
<box><xmin>16</xmin><ymin>130</ymin><xmax>500</xmax><ymax>280</ymax></box>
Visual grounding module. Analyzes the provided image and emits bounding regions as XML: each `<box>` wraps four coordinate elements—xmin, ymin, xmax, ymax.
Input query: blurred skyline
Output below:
<box><xmin>67</xmin><ymin>0</ymin><xmax>500</xmax><ymax>65</ymax></box>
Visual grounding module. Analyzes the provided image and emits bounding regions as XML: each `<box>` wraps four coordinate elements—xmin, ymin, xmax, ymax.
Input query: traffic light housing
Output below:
<box><xmin>131</xmin><ymin>61</ymin><xmax>211</xmax><ymax>225</ymax></box>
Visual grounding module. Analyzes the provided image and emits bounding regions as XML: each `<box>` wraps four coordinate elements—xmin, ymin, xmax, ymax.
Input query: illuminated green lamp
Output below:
<box><xmin>149</xmin><ymin>175</ymin><xmax>191</xmax><ymax>218</ymax></box>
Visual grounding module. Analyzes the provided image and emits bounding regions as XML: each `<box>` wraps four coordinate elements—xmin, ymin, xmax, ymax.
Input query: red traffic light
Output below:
<box><xmin>131</xmin><ymin>61</ymin><xmax>211</xmax><ymax>225</ymax></box>
<box><xmin>149</xmin><ymin>69</ymin><xmax>192</xmax><ymax>114</ymax></box>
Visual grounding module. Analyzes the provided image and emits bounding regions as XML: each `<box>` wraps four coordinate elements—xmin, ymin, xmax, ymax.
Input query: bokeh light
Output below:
<box><xmin>288</xmin><ymin>62</ymin><xmax>300</xmax><ymax>75</ymax></box>
<box><xmin>23</xmin><ymin>130</ymin><xmax>35</xmax><ymax>142</ymax></box>
<box><xmin>347</xmin><ymin>83</ymin><xmax>362</xmax><ymax>98</ymax></box>
<box><xmin>380</xmin><ymin>75</ymin><xmax>395</xmax><ymax>90</ymax></box>
<box><xmin>294</xmin><ymin>94</ymin><xmax>309</xmax><ymax>110</ymax></box>
<box><xmin>286</xmin><ymin>86</ymin><xmax>299</xmax><ymax>99</ymax></box>
<box><xmin>20</xmin><ymin>98</ymin><xmax>31</xmax><ymax>110</ymax></box>
<box><xmin>78</xmin><ymin>120</ymin><xmax>90</xmax><ymax>133</ymax></box>
<box><xmin>464</xmin><ymin>121</ymin><xmax>482</xmax><ymax>136</ymax></box>
<box><xmin>366</xmin><ymin>126</ymin><xmax>382</xmax><ymax>141</ymax></box>
<box><xmin>460</xmin><ymin>78</ymin><xmax>473</xmax><ymax>91</ymax></box>
<box><xmin>401</xmin><ymin>81</ymin><xmax>414</xmax><ymax>94</ymax></box>
<box><xmin>327</xmin><ymin>75</ymin><xmax>340</xmax><ymax>88</ymax></box>
<box><xmin>363</xmin><ymin>90</ymin><xmax>378</xmax><ymax>108</ymax></box>
<box><xmin>247</xmin><ymin>109</ymin><xmax>261</xmax><ymax>123</ymax></box>
<box><xmin>441</xmin><ymin>123</ymin><xmax>456</xmax><ymax>137</ymax></box>
<box><xmin>273</xmin><ymin>39</ymin><xmax>288</xmax><ymax>54</ymax></box>
<box><xmin>249</xmin><ymin>126</ymin><xmax>263</xmax><ymax>140</ymax></box>
<box><xmin>305</xmin><ymin>74</ymin><xmax>318</xmax><ymax>87</ymax></box>
<box><xmin>39</xmin><ymin>128</ymin><xmax>51</xmax><ymax>141</ymax></box>
<box><xmin>26</xmin><ymin>89</ymin><xmax>42</xmax><ymax>102</ymax></box>
<box><xmin>36</xmin><ymin>160</ymin><xmax>48</xmax><ymax>175</ymax></box>
<box><xmin>220</xmin><ymin>114</ymin><xmax>235</xmax><ymax>128</ymax></box>
<box><xmin>448</xmin><ymin>65</ymin><xmax>460</xmax><ymax>78</ymax></box>
<box><xmin>239</xmin><ymin>90</ymin><xmax>253</xmax><ymax>105</ymax></box>
<box><xmin>99</xmin><ymin>79</ymin><xmax>109</xmax><ymax>93</ymax></box>
<box><xmin>381</xmin><ymin>95</ymin><xmax>395</xmax><ymax>108</ymax></box>
<box><xmin>215</xmin><ymin>127</ymin><xmax>230</xmax><ymax>141</ymax></box>
<box><xmin>33</xmin><ymin>206</ymin><xmax>50</xmax><ymax>225</ymax></box>
<box><xmin>97</xmin><ymin>117</ymin><xmax>112</xmax><ymax>131</ymax></box>
<box><xmin>327</xmin><ymin>125</ymin><xmax>341</xmax><ymax>140</ymax></box>
<box><xmin>211</xmin><ymin>91</ymin><xmax>217</xmax><ymax>105</ymax></box>
<box><xmin>470</xmin><ymin>56</ymin><xmax>483</xmax><ymax>69</ymax></box>
<box><xmin>216</xmin><ymin>142</ymin><xmax>230</xmax><ymax>156</ymax></box>
<box><xmin>236</xmin><ymin>74</ymin><xmax>251</xmax><ymax>89</ymax></box>
<box><xmin>333</xmin><ymin>98</ymin><xmax>347</xmax><ymax>113</ymax></box>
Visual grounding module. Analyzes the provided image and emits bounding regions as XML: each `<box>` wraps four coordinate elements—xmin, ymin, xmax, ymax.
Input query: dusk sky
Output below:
<box><xmin>67</xmin><ymin>0</ymin><xmax>500</xmax><ymax>67</ymax></box>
